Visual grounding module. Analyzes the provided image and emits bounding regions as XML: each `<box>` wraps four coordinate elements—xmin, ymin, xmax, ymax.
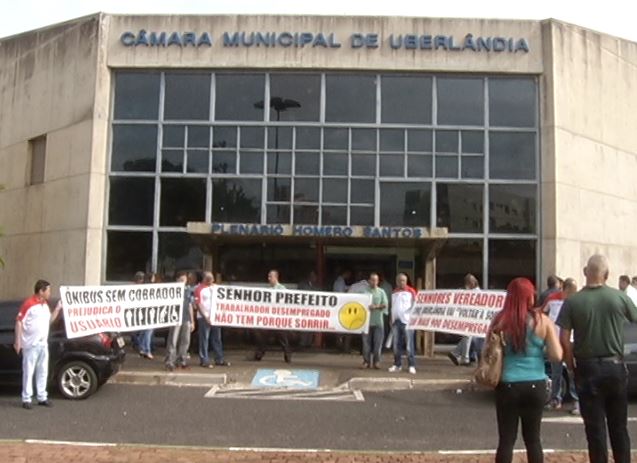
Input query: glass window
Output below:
<box><xmin>160</xmin><ymin>178</ymin><xmax>206</xmax><ymax>227</ymax></box>
<box><xmin>267</xmin><ymin>205</ymin><xmax>290</xmax><ymax>224</ymax></box>
<box><xmin>351</xmin><ymin>154</ymin><xmax>376</xmax><ymax>176</ymax></box>
<box><xmin>381</xmin><ymin>75</ymin><xmax>432</xmax><ymax>124</ymax></box>
<box><xmin>461</xmin><ymin>156</ymin><xmax>484</xmax><ymax>179</ymax></box>
<box><xmin>489</xmin><ymin>184</ymin><xmax>536</xmax><ymax>234</ymax></box>
<box><xmin>436</xmin><ymin>130</ymin><xmax>458</xmax><ymax>153</ymax></box>
<box><xmin>114</xmin><ymin>72</ymin><xmax>160</xmax><ymax>120</ymax></box>
<box><xmin>350</xmin><ymin>206</ymin><xmax>374</xmax><ymax>226</ymax></box>
<box><xmin>436</xmin><ymin>183</ymin><xmax>483</xmax><ymax>233</ymax></box>
<box><xmin>267</xmin><ymin>178</ymin><xmax>291</xmax><ymax>202</ymax></box>
<box><xmin>186</xmin><ymin>150</ymin><xmax>209</xmax><ymax>174</ymax></box>
<box><xmin>380</xmin><ymin>129</ymin><xmax>404</xmax><ymax>152</ymax></box>
<box><xmin>323</xmin><ymin>153</ymin><xmax>348</xmax><ymax>176</ymax></box>
<box><xmin>296</xmin><ymin>127</ymin><xmax>320</xmax><ymax>150</ymax></box>
<box><xmin>323</xmin><ymin>128</ymin><xmax>348</xmax><ymax>150</ymax></box>
<box><xmin>241</xmin><ymin>126</ymin><xmax>264</xmax><ymax>148</ymax></box>
<box><xmin>488</xmin><ymin>239</ymin><xmax>536</xmax><ymax>289</ymax></box>
<box><xmin>267</xmin><ymin>127</ymin><xmax>292</xmax><ymax>150</ymax></box>
<box><xmin>106</xmin><ymin>231</ymin><xmax>152</xmax><ymax>281</ymax></box>
<box><xmin>164</xmin><ymin>73</ymin><xmax>210</xmax><ymax>121</ymax></box>
<box><xmin>267</xmin><ymin>151</ymin><xmax>291</xmax><ymax>175</ymax></box>
<box><xmin>437</xmin><ymin>77</ymin><xmax>484</xmax><ymax>125</ymax></box>
<box><xmin>461</xmin><ymin>131</ymin><xmax>484</xmax><ymax>154</ymax></box>
<box><xmin>489</xmin><ymin>132</ymin><xmax>536</xmax><ymax>180</ymax></box>
<box><xmin>322</xmin><ymin>206</ymin><xmax>347</xmax><ymax>225</ymax></box>
<box><xmin>380</xmin><ymin>182</ymin><xmax>431</xmax><ymax>226</ymax></box>
<box><xmin>109</xmin><ymin>177</ymin><xmax>155</xmax><ymax>226</ymax></box>
<box><xmin>111</xmin><ymin>125</ymin><xmax>157</xmax><ymax>172</ymax></box>
<box><xmin>408</xmin><ymin>154</ymin><xmax>432</xmax><ymax>178</ymax></box>
<box><xmin>351</xmin><ymin>179</ymin><xmax>374</xmax><ymax>204</ymax></box>
<box><xmin>294</xmin><ymin>205</ymin><xmax>319</xmax><ymax>225</ymax></box>
<box><xmin>187</xmin><ymin>126</ymin><xmax>210</xmax><ymax>148</ymax></box>
<box><xmin>269</xmin><ymin>74</ymin><xmax>320</xmax><ymax>121</ymax></box>
<box><xmin>435</xmin><ymin>156</ymin><xmax>458</xmax><ymax>178</ymax></box>
<box><xmin>323</xmin><ymin>178</ymin><xmax>348</xmax><ymax>203</ymax></box>
<box><xmin>352</xmin><ymin>129</ymin><xmax>376</xmax><ymax>151</ymax></box>
<box><xmin>489</xmin><ymin>78</ymin><xmax>536</xmax><ymax>128</ymax></box>
<box><xmin>295</xmin><ymin>152</ymin><xmax>320</xmax><ymax>175</ymax></box>
<box><xmin>158</xmin><ymin>232</ymin><xmax>204</xmax><ymax>277</ymax></box>
<box><xmin>212</xmin><ymin>178</ymin><xmax>261</xmax><ymax>223</ymax></box>
<box><xmin>325</xmin><ymin>74</ymin><xmax>376</xmax><ymax>123</ymax></box>
<box><xmin>161</xmin><ymin>149</ymin><xmax>183</xmax><ymax>172</ymax></box>
<box><xmin>408</xmin><ymin>130</ymin><xmax>433</xmax><ymax>152</ymax></box>
<box><xmin>212</xmin><ymin>151</ymin><xmax>236</xmax><ymax>174</ymax></box>
<box><xmin>163</xmin><ymin>125</ymin><xmax>184</xmax><ymax>148</ymax></box>
<box><xmin>239</xmin><ymin>151</ymin><xmax>264</xmax><ymax>174</ymax></box>
<box><xmin>213</xmin><ymin>126</ymin><xmax>236</xmax><ymax>148</ymax></box>
<box><xmin>215</xmin><ymin>73</ymin><xmax>264</xmax><ymax>121</ymax></box>
<box><xmin>436</xmin><ymin>239</ymin><xmax>483</xmax><ymax>290</ymax></box>
<box><xmin>380</xmin><ymin>154</ymin><xmax>404</xmax><ymax>177</ymax></box>
<box><xmin>294</xmin><ymin>178</ymin><xmax>319</xmax><ymax>203</ymax></box>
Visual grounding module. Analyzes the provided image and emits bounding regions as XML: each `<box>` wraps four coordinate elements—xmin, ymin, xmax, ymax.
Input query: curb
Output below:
<box><xmin>347</xmin><ymin>377</ymin><xmax>474</xmax><ymax>391</ymax></box>
<box><xmin>110</xmin><ymin>371</ymin><xmax>227</xmax><ymax>387</ymax></box>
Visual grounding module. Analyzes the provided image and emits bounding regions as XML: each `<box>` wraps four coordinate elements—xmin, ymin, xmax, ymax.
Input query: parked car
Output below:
<box><xmin>0</xmin><ymin>300</ymin><xmax>126</xmax><ymax>399</ymax></box>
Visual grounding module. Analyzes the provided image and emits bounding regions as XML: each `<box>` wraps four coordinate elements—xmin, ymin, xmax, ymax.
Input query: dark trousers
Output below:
<box><xmin>254</xmin><ymin>330</ymin><xmax>291</xmax><ymax>359</ymax></box>
<box><xmin>575</xmin><ymin>359</ymin><xmax>631</xmax><ymax>463</ymax></box>
<box><xmin>495</xmin><ymin>380</ymin><xmax>546</xmax><ymax>463</ymax></box>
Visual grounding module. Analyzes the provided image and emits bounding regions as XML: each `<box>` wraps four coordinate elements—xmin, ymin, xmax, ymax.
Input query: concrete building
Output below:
<box><xmin>1</xmin><ymin>13</ymin><xmax>636</xmax><ymax>300</ymax></box>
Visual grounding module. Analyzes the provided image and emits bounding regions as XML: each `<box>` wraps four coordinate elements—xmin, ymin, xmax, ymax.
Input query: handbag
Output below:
<box><xmin>474</xmin><ymin>330</ymin><xmax>506</xmax><ymax>388</ymax></box>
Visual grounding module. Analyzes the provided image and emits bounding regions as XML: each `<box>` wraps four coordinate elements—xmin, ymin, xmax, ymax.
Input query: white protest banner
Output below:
<box><xmin>59</xmin><ymin>283</ymin><xmax>185</xmax><ymax>339</ymax></box>
<box><xmin>209</xmin><ymin>285</ymin><xmax>372</xmax><ymax>334</ymax></box>
<box><xmin>407</xmin><ymin>289</ymin><xmax>507</xmax><ymax>338</ymax></box>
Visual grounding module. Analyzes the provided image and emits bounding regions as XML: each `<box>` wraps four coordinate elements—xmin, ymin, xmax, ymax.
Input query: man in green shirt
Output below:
<box><xmin>556</xmin><ymin>254</ymin><xmax>637</xmax><ymax>463</ymax></box>
<box><xmin>360</xmin><ymin>272</ymin><xmax>388</xmax><ymax>369</ymax></box>
<box><xmin>253</xmin><ymin>269</ymin><xmax>292</xmax><ymax>363</ymax></box>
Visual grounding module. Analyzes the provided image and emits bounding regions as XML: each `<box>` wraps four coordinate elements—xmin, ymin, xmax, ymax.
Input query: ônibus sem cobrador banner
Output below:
<box><xmin>407</xmin><ymin>289</ymin><xmax>507</xmax><ymax>338</ymax></box>
<box><xmin>206</xmin><ymin>285</ymin><xmax>373</xmax><ymax>334</ymax></box>
<box><xmin>60</xmin><ymin>283</ymin><xmax>185</xmax><ymax>339</ymax></box>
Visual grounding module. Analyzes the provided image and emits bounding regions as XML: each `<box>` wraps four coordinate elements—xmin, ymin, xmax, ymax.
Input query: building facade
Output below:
<box><xmin>1</xmin><ymin>14</ymin><xmax>636</xmax><ymax>298</ymax></box>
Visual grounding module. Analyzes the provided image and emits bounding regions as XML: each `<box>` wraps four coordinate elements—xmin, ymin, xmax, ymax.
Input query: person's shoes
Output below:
<box><xmin>408</xmin><ymin>366</ymin><xmax>417</xmax><ymax>375</ymax></box>
<box><xmin>253</xmin><ymin>353</ymin><xmax>263</xmax><ymax>361</ymax></box>
<box><xmin>545</xmin><ymin>399</ymin><xmax>562</xmax><ymax>410</ymax></box>
<box><xmin>22</xmin><ymin>402</ymin><xmax>32</xmax><ymax>410</ymax></box>
<box><xmin>373</xmin><ymin>363</ymin><xmax>380</xmax><ymax>370</ymax></box>
<box><xmin>284</xmin><ymin>353</ymin><xmax>292</xmax><ymax>364</ymax></box>
<box><xmin>140</xmin><ymin>352</ymin><xmax>154</xmax><ymax>360</ymax></box>
<box><xmin>179</xmin><ymin>364</ymin><xmax>190</xmax><ymax>370</ymax></box>
<box><xmin>37</xmin><ymin>400</ymin><xmax>53</xmax><ymax>407</ymax></box>
<box><xmin>570</xmin><ymin>406</ymin><xmax>581</xmax><ymax>416</ymax></box>
<box><xmin>388</xmin><ymin>365</ymin><xmax>401</xmax><ymax>373</ymax></box>
<box><xmin>447</xmin><ymin>352</ymin><xmax>460</xmax><ymax>366</ymax></box>
<box><xmin>361</xmin><ymin>362</ymin><xmax>370</xmax><ymax>370</ymax></box>
<box><xmin>214</xmin><ymin>361</ymin><xmax>231</xmax><ymax>367</ymax></box>
<box><xmin>165</xmin><ymin>364</ymin><xmax>175</xmax><ymax>372</ymax></box>
<box><xmin>200</xmin><ymin>363</ymin><xmax>214</xmax><ymax>369</ymax></box>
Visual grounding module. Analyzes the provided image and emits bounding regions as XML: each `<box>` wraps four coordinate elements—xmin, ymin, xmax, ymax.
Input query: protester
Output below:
<box><xmin>538</xmin><ymin>274</ymin><xmax>561</xmax><ymax>306</ymax></box>
<box><xmin>14</xmin><ymin>280</ymin><xmax>63</xmax><ymax>409</ymax></box>
<box><xmin>618</xmin><ymin>274</ymin><xmax>637</xmax><ymax>305</ymax></box>
<box><xmin>297</xmin><ymin>271</ymin><xmax>319</xmax><ymax>348</ymax></box>
<box><xmin>557</xmin><ymin>255</ymin><xmax>637</xmax><ymax>463</ymax></box>
<box><xmin>542</xmin><ymin>278</ymin><xmax>580</xmax><ymax>414</ymax></box>
<box><xmin>195</xmin><ymin>272</ymin><xmax>229</xmax><ymax>368</ymax></box>
<box><xmin>165</xmin><ymin>272</ymin><xmax>195</xmax><ymax>371</ymax></box>
<box><xmin>130</xmin><ymin>270</ymin><xmax>145</xmax><ymax>352</ymax></box>
<box><xmin>631</xmin><ymin>276</ymin><xmax>637</xmax><ymax>288</ymax></box>
<box><xmin>448</xmin><ymin>273</ymin><xmax>480</xmax><ymax>366</ymax></box>
<box><xmin>490</xmin><ymin>277</ymin><xmax>562</xmax><ymax>463</ymax></box>
<box><xmin>360</xmin><ymin>272</ymin><xmax>388</xmax><ymax>369</ymax></box>
<box><xmin>254</xmin><ymin>270</ymin><xmax>292</xmax><ymax>363</ymax></box>
<box><xmin>378</xmin><ymin>273</ymin><xmax>393</xmax><ymax>341</ymax></box>
<box><xmin>333</xmin><ymin>269</ymin><xmax>354</xmax><ymax>353</ymax></box>
<box><xmin>138</xmin><ymin>272</ymin><xmax>159</xmax><ymax>359</ymax></box>
<box><xmin>388</xmin><ymin>273</ymin><xmax>417</xmax><ymax>374</ymax></box>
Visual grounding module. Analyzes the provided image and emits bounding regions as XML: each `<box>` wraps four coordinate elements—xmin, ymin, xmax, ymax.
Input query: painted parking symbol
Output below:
<box><xmin>251</xmin><ymin>369</ymin><xmax>320</xmax><ymax>389</ymax></box>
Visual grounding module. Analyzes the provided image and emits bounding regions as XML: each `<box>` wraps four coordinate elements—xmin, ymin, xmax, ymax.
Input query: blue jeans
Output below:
<box><xmin>550</xmin><ymin>361</ymin><xmax>579</xmax><ymax>403</ymax></box>
<box><xmin>21</xmin><ymin>344</ymin><xmax>49</xmax><ymax>403</ymax></box>
<box><xmin>392</xmin><ymin>321</ymin><xmax>415</xmax><ymax>368</ymax></box>
<box><xmin>362</xmin><ymin>325</ymin><xmax>384</xmax><ymax>365</ymax></box>
<box><xmin>198</xmin><ymin>319</ymin><xmax>225</xmax><ymax>365</ymax></box>
<box><xmin>139</xmin><ymin>329</ymin><xmax>154</xmax><ymax>355</ymax></box>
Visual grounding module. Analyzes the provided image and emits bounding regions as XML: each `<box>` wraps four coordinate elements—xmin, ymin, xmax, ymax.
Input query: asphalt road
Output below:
<box><xmin>1</xmin><ymin>383</ymin><xmax>636</xmax><ymax>452</ymax></box>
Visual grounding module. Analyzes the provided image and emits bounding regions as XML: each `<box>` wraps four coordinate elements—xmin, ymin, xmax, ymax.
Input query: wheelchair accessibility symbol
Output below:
<box><xmin>251</xmin><ymin>369</ymin><xmax>320</xmax><ymax>389</ymax></box>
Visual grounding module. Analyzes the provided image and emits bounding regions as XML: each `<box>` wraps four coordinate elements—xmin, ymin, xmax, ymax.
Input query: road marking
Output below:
<box><xmin>543</xmin><ymin>416</ymin><xmax>637</xmax><ymax>424</ymax></box>
<box><xmin>25</xmin><ymin>439</ymin><xmax>117</xmax><ymax>447</ymax></box>
<box><xmin>205</xmin><ymin>385</ymin><xmax>364</xmax><ymax>401</ymax></box>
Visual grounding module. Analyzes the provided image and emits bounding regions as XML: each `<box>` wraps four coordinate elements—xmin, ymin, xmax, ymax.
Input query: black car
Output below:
<box><xmin>0</xmin><ymin>300</ymin><xmax>126</xmax><ymax>400</ymax></box>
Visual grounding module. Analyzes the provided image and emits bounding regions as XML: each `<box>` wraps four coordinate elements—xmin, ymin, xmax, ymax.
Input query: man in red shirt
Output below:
<box><xmin>14</xmin><ymin>280</ymin><xmax>62</xmax><ymax>409</ymax></box>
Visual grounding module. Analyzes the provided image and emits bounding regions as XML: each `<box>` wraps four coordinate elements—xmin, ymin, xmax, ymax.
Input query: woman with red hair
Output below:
<box><xmin>489</xmin><ymin>277</ymin><xmax>562</xmax><ymax>463</ymax></box>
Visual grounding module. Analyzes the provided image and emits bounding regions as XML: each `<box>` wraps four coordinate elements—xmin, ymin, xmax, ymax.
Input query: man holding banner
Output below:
<box><xmin>389</xmin><ymin>273</ymin><xmax>417</xmax><ymax>375</ymax></box>
<box><xmin>253</xmin><ymin>270</ymin><xmax>292</xmax><ymax>363</ymax></box>
<box><xmin>361</xmin><ymin>272</ymin><xmax>388</xmax><ymax>369</ymax></box>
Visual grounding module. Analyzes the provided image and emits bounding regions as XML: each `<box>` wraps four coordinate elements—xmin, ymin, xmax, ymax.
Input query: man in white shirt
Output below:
<box><xmin>14</xmin><ymin>280</ymin><xmax>62</xmax><ymax>409</ymax></box>
<box><xmin>388</xmin><ymin>273</ymin><xmax>417</xmax><ymax>374</ymax></box>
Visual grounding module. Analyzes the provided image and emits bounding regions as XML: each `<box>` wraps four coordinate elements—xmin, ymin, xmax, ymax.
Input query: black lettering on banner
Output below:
<box><xmin>123</xmin><ymin>305</ymin><xmax>181</xmax><ymax>328</ymax></box>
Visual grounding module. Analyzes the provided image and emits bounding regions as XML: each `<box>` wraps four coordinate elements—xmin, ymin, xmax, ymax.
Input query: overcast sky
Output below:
<box><xmin>1</xmin><ymin>0</ymin><xmax>635</xmax><ymax>43</ymax></box>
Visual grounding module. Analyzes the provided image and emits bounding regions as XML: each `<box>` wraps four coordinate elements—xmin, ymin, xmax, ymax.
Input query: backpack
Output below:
<box><xmin>473</xmin><ymin>330</ymin><xmax>506</xmax><ymax>388</ymax></box>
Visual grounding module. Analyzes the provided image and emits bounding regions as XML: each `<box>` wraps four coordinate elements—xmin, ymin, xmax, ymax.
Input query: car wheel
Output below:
<box><xmin>57</xmin><ymin>361</ymin><xmax>98</xmax><ymax>400</ymax></box>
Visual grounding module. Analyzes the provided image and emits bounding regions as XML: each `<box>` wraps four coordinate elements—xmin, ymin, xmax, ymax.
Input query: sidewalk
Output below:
<box><xmin>112</xmin><ymin>345</ymin><xmax>477</xmax><ymax>391</ymax></box>
<box><xmin>0</xmin><ymin>442</ymin><xmax>600</xmax><ymax>463</ymax></box>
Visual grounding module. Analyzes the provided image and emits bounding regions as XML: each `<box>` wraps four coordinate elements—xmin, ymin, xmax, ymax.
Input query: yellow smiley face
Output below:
<box><xmin>338</xmin><ymin>302</ymin><xmax>368</xmax><ymax>331</ymax></box>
